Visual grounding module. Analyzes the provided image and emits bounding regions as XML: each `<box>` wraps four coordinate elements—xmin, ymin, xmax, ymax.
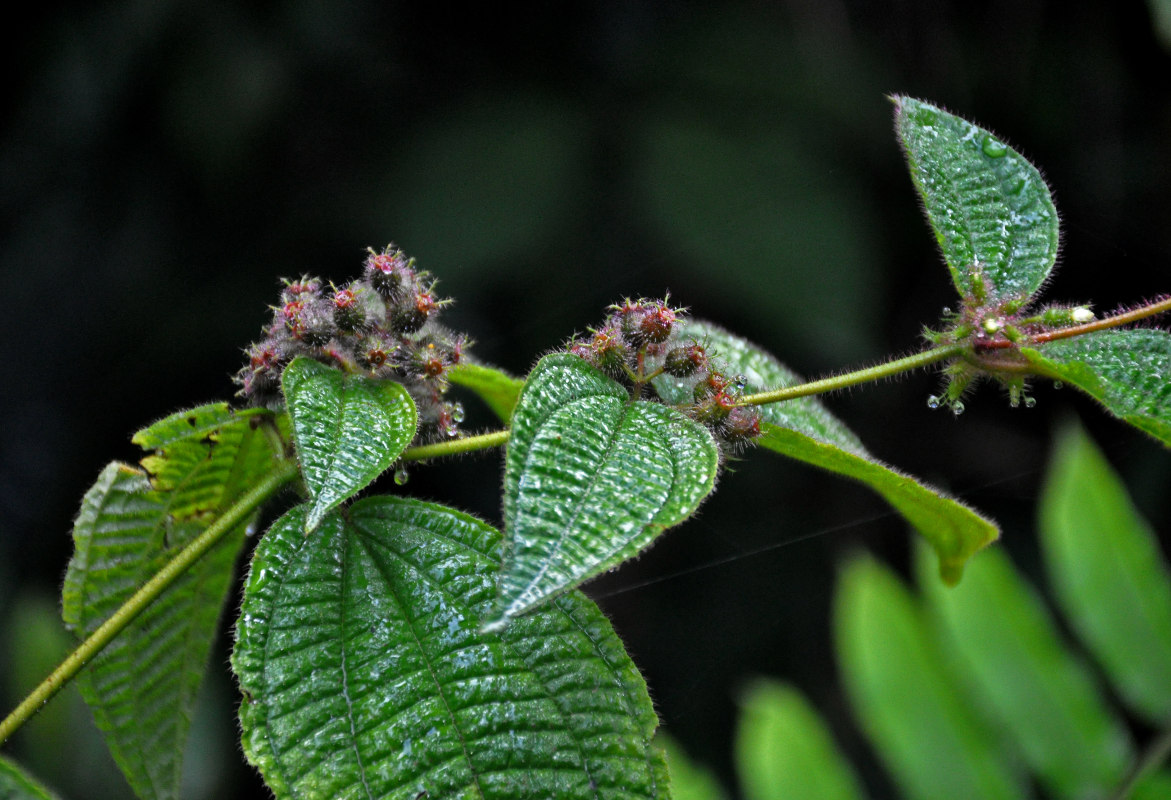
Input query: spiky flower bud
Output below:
<box><xmin>664</xmin><ymin>343</ymin><xmax>707</xmax><ymax>377</ymax></box>
<box><xmin>364</xmin><ymin>246</ymin><xmax>414</xmax><ymax>300</ymax></box>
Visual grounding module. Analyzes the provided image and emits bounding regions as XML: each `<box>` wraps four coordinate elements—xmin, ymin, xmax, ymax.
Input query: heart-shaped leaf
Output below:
<box><xmin>232</xmin><ymin>498</ymin><xmax>669</xmax><ymax>800</ymax></box>
<box><xmin>894</xmin><ymin>95</ymin><xmax>1059</xmax><ymax>306</ymax></box>
<box><xmin>282</xmin><ymin>357</ymin><xmax>417</xmax><ymax>532</ymax></box>
<box><xmin>1023</xmin><ymin>329</ymin><xmax>1171</xmax><ymax>447</ymax></box>
<box><xmin>656</xmin><ymin>321</ymin><xmax>997</xmax><ymax>584</ymax></box>
<box><xmin>491</xmin><ymin>353</ymin><xmax>719</xmax><ymax>627</ymax></box>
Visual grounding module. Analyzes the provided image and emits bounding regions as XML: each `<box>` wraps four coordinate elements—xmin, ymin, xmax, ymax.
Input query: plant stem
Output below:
<box><xmin>399</xmin><ymin>429</ymin><xmax>510</xmax><ymax>462</ymax></box>
<box><xmin>980</xmin><ymin>295</ymin><xmax>1171</xmax><ymax>349</ymax></box>
<box><xmin>0</xmin><ymin>459</ymin><xmax>299</xmax><ymax>747</ymax></box>
<box><xmin>738</xmin><ymin>345</ymin><xmax>966</xmax><ymax>407</ymax></box>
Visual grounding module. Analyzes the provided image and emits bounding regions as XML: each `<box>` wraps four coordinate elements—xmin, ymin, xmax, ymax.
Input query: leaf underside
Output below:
<box><xmin>660</xmin><ymin>321</ymin><xmax>997</xmax><ymax>584</ymax></box>
<box><xmin>494</xmin><ymin>353</ymin><xmax>719</xmax><ymax>625</ymax></box>
<box><xmin>1024</xmin><ymin>329</ymin><xmax>1171</xmax><ymax>447</ymax></box>
<box><xmin>61</xmin><ymin>404</ymin><xmax>282</xmax><ymax>800</ymax></box>
<box><xmin>282</xmin><ymin>357</ymin><xmax>418</xmax><ymax>533</ymax></box>
<box><xmin>232</xmin><ymin>498</ymin><xmax>669</xmax><ymax>800</ymax></box>
<box><xmin>894</xmin><ymin>95</ymin><xmax>1059</xmax><ymax>305</ymax></box>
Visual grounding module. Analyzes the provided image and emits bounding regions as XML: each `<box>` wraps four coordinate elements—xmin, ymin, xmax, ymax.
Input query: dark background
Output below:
<box><xmin>2</xmin><ymin>1</ymin><xmax>1169</xmax><ymax>797</ymax></box>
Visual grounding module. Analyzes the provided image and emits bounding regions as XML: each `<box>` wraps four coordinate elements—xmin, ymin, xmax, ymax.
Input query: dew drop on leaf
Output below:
<box><xmin>981</xmin><ymin>135</ymin><xmax>1008</xmax><ymax>158</ymax></box>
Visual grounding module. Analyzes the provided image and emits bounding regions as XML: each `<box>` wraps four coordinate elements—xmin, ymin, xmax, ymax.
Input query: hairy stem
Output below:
<box><xmin>738</xmin><ymin>345</ymin><xmax>966</xmax><ymax>407</ymax></box>
<box><xmin>980</xmin><ymin>295</ymin><xmax>1171</xmax><ymax>349</ymax></box>
<box><xmin>0</xmin><ymin>459</ymin><xmax>300</xmax><ymax>746</ymax></box>
<box><xmin>399</xmin><ymin>429</ymin><xmax>510</xmax><ymax>462</ymax></box>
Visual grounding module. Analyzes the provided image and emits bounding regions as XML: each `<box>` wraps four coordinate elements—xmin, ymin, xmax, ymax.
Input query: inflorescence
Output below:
<box><xmin>234</xmin><ymin>245</ymin><xmax>469</xmax><ymax>439</ymax></box>
<box><xmin>566</xmin><ymin>298</ymin><xmax>762</xmax><ymax>452</ymax></box>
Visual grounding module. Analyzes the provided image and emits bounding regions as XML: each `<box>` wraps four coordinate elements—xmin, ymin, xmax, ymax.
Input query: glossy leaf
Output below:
<box><xmin>0</xmin><ymin>756</ymin><xmax>59</xmax><ymax>800</ymax></box>
<box><xmin>1024</xmin><ymin>329</ymin><xmax>1171</xmax><ymax>446</ymax></box>
<box><xmin>232</xmin><ymin>498</ymin><xmax>670</xmax><ymax>800</ymax></box>
<box><xmin>61</xmin><ymin>404</ymin><xmax>282</xmax><ymax>800</ymax></box>
<box><xmin>834</xmin><ymin>557</ymin><xmax>1026</xmax><ymax>800</ymax></box>
<box><xmin>917</xmin><ymin>545</ymin><xmax>1133</xmax><ymax>798</ymax></box>
<box><xmin>492</xmin><ymin>353</ymin><xmax>719</xmax><ymax>626</ymax></box>
<box><xmin>1040</xmin><ymin>423</ymin><xmax>1171</xmax><ymax>723</ymax></box>
<box><xmin>734</xmin><ymin>680</ymin><xmax>863</xmax><ymax>800</ymax></box>
<box><xmin>658</xmin><ymin>321</ymin><xmax>998</xmax><ymax>584</ymax></box>
<box><xmin>282</xmin><ymin>357</ymin><xmax>417</xmax><ymax>533</ymax></box>
<box><xmin>894</xmin><ymin>96</ymin><xmax>1059</xmax><ymax>305</ymax></box>
<box><xmin>449</xmin><ymin>361</ymin><xmax>525</xmax><ymax>422</ymax></box>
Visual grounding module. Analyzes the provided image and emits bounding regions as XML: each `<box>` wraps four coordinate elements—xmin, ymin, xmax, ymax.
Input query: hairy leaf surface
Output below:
<box><xmin>894</xmin><ymin>96</ymin><xmax>1059</xmax><ymax>304</ymax></box>
<box><xmin>282</xmin><ymin>357</ymin><xmax>417</xmax><ymax>532</ymax></box>
<box><xmin>835</xmin><ymin>557</ymin><xmax>1027</xmax><ymax>800</ymax></box>
<box><xmin>449</xmin><ymin>362</ymin><xmax>525</xmax><ymax>422</ymax></box>
<box><xmin>62</xmin><ymin>404</ymin><xmax>283</xmax><ymax>800</ymax></box>
<box><xmin>1040</xmin><ymin>424</ymin><xmax>1171</xmax><ymax>723</ymax></box>
<box><xmin>493</xmin><ymin>353</ymin><xmax>719</xmax><ymax>625</ymax></box>
<box><xmin>658</xmin><ymin>321</ymin><xmax>997</xmax><ymax>583</ymax></box>
<box><xmin>233</xmin><ymin>499</ymin><xmax>669</xmax><ymax>800</ymax></box>
<box><xmin>1024</xmin><ymin>329</ymin><xmax>1171</xmax><ymax>446</ymax></box>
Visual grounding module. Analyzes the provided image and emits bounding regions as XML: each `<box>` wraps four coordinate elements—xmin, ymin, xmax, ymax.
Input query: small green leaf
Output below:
<box><xmin>659</xmin><ymin>736</ymin><xmax>728</xmax><ymax>800</ymax></box>
<box><xmin>61</xmin><ymin>405</ymin><xmax>283</xmax><ymax>800</ymax></box>
<box><xmin>734</xmin><ymin>680</ymin><xmax>863</xmax><ymax>800</ymax></box>
<box><xmin>834</xmin><ymin>557</ymin><xmax>1027</xmax><ymax>800</ymax></box>
<box><xmin>916</xmin><ymin>545</ymin><xmax>1134</xmax><ymax>798</ymax></box>
<box><xmin>282</xmin><ymin>357</ymin><xmax>417</xmax><ymax>532</ymax></box>
<box><xmin>1023</xmin><ymin>329</ymin><xmax>1171</xmax><ymax>446</ymax></box>
<box><xmin>894</xmin><ymin>96</ymin><xmax>1059</xmax><ymax>304</ymax></box>
<box><xmin>232</xmin><ymin>498</ymin><xmax>670</xmax><ymax>800</ymax></box>
<box><xmin>660</xmin><ymin>321</ymin><xmax>997</xmax><ymax>583</ymax></box>
<box><xmin>0</xmin><ymin>756</ymin><xmax>60</xmax><ymax>800</ymax></box>
<box><xmin>492</xmin><ymin>353</ymin><xmax>719</xmax><ymax>626</ymax></box>
<box><xmin>1040</xmin><ymin>422</ymin><xmax>1171</xmax><ymax>723</ymax></box>
<box><xmin>448</xmin><ymin>361</ymin><xmax>525</xmax><ymax>422</ymax></box>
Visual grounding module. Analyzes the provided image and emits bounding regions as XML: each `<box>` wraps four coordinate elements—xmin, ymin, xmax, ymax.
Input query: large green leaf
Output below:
<box><xmin>658</xmin><ymin>321</ymin><xmax>997</xmax><ymax>584</ymax></box>
<box><xmin>281</xmin><ymin>357</ymin><xmax>418</xmax><ymax>533</ymax></box>
<box><xmin>449</xmin><ymin>362</ymin><xmax>525</xmax><ymax>422</ymax></box>
<box><xmin>1023</xmin><ymin>329</ymin><xmax>1171</xmax><ymax>446</ymax></box>
<box><xmin>492</xmin><ymin>353</ymin><xmax>719</xmax><ymax>626</ymax></box>
<box><xmin>0</xmin><ymin>756</ymin><xmax>59</xmax><ymax>800</ymax></box>
<box><xmin>917</xmin><ymin>545</ymin><xmax>1133</xmax><ymax>799</ymax></box>
<box><xmin>61</xmin><ymin>404</ymin><xmax>283</xmax><ymax>800</ymax></box>
<box><xmin>834</xmin><ymin>557</ymin><xmax>1026</xmax><ymax>800</ymax></box>
<box><xmin>894</xmin><ymin>96</ymin><xmax>1059</xmax><ymax>305</ymax></box>
<box><xmin>734</xmin><ymin>680</ymin><xmax>863</xmax><ymax>800</ymax></box>
<box><xmin>232</xmin><ymin>498</ymin><xmax>670</xmax><ymax>800</ymax></box>
<box><xmin>1040</xmin><ymin>423</ymin><xmax>1171</xmax><ymax>723</ymax></box>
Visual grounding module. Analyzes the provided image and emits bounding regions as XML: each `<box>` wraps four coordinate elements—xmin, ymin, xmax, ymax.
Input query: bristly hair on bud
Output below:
<box><xmin>234</xmin><ymin>243</ymin><xmax>470</xmax><ymax>441</ymax></box>
<box><xmin>565</xmin><ymin>296</ymin><xmax>761</xmax><ymax>454</ymax></box>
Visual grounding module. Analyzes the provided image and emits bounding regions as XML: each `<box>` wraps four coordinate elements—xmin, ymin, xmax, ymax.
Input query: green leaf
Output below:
<box><xmin>658</xmin><ymin>321</ymin><xmax>997</xmax><ymax>584</ymax></box>
<box><xmin>1040</xmin><ymin>422</ymin><xmax>1171</xmax><ymax>723</ymax></box>
<box><xmin>0</xmin><ymin>756</ymin><xmax>60</xmax><ymax>800</ymax></box>
<box><xmin>449</xmin><ymin>361</ymin><xmax>525</xmax><ymax>422</ymax></box>
<box><xmin>659</xmin><ymin>736</ymin><xmax>727</xmax><ymax>800</ymax></box>
<box><xmin>734</xmin><ymin>680</ymin><xmax>863</xmax><ymax>800</ymax></box>
<box><xmin>916</xmin><ymin>545</ymin><xmax>1134</xmax><ymax>799</ymax></box>
<box><xmin>232</xmin><ymin>498</ymin><xmax>670</xmax><ymax>800</ymax></box>
<box><xmin>1023</xmin><ymin>329</ymin><xmax>1171</xmax><ymax>446</ymax></box>
<box><xmin>61</xmin><ymin>405</ymin><xmax>283</xmax><ymax>800</ymax></box>
<box><xmin>834</xmin><ymin>557</ymin><xmax>1027</xmax><ymax>800</ymax></box>
<box><xmin>491</xmin><ymin>353</ymin><xmax>719</xmax><ymax>626</ymax></box>
<box><xmin>282</xmin><ymin>357</ymin><xmax>418</xmax><ymax>533</ymax></box>
<box><xmin>893</xmin><ymin>96</ymin><xmax>1059</xmax><ymax>305</ymax></box>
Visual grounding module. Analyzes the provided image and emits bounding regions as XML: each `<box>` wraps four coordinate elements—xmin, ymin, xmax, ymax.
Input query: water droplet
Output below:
<box><xmin>1053</xmin><ymin>381</ymin><xmax>1064</xmax><ymax>390</ymax></box>
<box><xmin>952</xmin><ymin>400</ymin><xmax>965</xmax><ymax>416</ymax></box>
<box><xmin>927</xmin><ymin>395</ymin><xmax>942</xmax><ymax>409</ymax></box>
<box><xmin>982</xmin><ymin>136</ymin><xmax>1008</xmax><ymax>158</ymax></box>
<box><xmin>1024</xmin><ymin>396</ymin><xmax>1037</xmax><ymax>408</ymax></box>
<box><xmin>394</xmin><ymin>468</ymin><xmax>409</xmax><ymax>485</ymax></box>
<box><xmin>942</xmin><ymin>306</ymin><xmax>952</xmax><ymax>315</ymax></box>
<box><xmin>451</xmin><ymin>404</ymin><xmax>466</xmax><ymax>423</ymax></box>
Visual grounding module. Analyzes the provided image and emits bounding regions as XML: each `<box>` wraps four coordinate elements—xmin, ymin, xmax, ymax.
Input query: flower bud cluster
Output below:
<box><xmin>566</xmin><ymin>298</ymin><xmax>762</xmax><ymax>451</ymax></box>
<box><xmin>234</xmin><ymin>246</ymin><xmax>469</xmax><ymax>439</ymax></box>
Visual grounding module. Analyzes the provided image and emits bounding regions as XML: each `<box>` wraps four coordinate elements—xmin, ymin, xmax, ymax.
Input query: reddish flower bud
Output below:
<box><xmin>664</xmin><ymin>343</ymin><xmax>708</xmax><ymax>377</ymax></box>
